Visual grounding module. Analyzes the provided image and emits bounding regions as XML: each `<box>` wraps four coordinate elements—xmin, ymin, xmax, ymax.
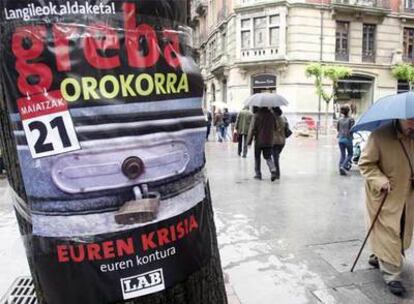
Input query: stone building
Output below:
<box><xmin>190</xmin><ymin>0</ymin><xmax>412</xmax><ymax>122</ymax></box>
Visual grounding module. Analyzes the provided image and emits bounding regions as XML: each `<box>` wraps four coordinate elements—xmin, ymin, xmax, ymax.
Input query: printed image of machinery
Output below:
<box><xmin>12</xmin><ymin>96</ymin><xmax>207</xmax><ymax>237</ymax></box>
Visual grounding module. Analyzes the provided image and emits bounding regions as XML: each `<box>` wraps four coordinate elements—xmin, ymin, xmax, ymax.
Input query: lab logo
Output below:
<box><xmin>121</xmin><ymin>269</ymin><xmax>165</xmax><ymax>299</ymax></box>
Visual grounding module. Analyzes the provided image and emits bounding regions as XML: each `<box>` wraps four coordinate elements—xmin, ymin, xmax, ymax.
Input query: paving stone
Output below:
<box><xmin>309</xmin><ymin>240</ymin><xmax>374</xmax><ymax>273</ymax></box>
<box><xmin>312</xmin><ymin>285</ymin><xmax>376</xmax><ymax>304</ymax></box>
<box><xmin>359</xmin><ymin>280</ymin><xmax>414</xmax><ymax>304</ymax></box>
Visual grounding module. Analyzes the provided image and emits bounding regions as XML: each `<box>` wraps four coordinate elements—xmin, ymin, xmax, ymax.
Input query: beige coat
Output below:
<box><xmin>359</xmin><ymin>123</ymin><xmax>414</xmax><ymax>267</ymax></box>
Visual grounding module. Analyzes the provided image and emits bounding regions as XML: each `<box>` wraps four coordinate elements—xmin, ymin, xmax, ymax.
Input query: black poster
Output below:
<box><xmin>0</xmin><ymin>1</ymin><xmax>213</xmax><ymax>303</ymax></box>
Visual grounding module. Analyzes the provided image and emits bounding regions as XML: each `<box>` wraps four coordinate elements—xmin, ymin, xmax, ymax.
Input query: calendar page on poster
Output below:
<box><xmin>18</xmin><ymin>91</ymin><xmax>80</xmax><ymax>158</ymax></box>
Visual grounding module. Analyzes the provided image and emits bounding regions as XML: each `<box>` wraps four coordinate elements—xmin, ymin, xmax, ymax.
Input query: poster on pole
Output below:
<box><xmin>0</xmin><ymin>1</ymin><xmax>214</xmax><ymax>303</ymax></box>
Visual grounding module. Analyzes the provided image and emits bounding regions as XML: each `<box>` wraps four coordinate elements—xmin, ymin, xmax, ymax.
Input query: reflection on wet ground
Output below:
<box><xmin>0</xmin><ymin>135</ymin><xmax>413</xmax><ymax>303</ymax></box>
<box><xmin>0</xmin><ymin>180</ymin><xmax>30</xmax><ymax>297</ymax></box>
<box><xmin>206</xmin><ymin>135</ymin><xmax>414</xmax><ymax>304</ymax></box>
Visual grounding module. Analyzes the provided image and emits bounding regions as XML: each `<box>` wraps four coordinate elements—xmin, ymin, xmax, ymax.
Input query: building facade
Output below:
<box><xmin>190</xmin><ymin>0</ymin><xmax>412</xmax><ymax>122</ymax></box>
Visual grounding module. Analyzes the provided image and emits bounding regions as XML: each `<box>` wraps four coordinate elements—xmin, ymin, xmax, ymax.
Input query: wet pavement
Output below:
<box><xmin>0</xmin><ymin>135</ymin><xmax>413</xmax><ymax>303</ymax></box>
<box><xmin>206</xmin><ymin>135</ymin><xmax>414</xmax><ymax>304</ymax></box>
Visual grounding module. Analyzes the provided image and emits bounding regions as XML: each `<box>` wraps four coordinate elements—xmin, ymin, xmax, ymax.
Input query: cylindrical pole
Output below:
<box><xmin>317</xmin><ymin>8</ymin><xmax>324</xmax><ymax>140</ymax></box>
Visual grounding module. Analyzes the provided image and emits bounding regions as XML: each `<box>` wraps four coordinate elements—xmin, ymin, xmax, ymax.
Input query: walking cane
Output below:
<box><xmin>350</xmin><ymin>193</ymin><xmax>388</xmax><ymax>272</ymax></box>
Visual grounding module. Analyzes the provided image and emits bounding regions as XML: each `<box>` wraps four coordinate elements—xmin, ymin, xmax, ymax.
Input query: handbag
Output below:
<box><xmin>232</xmin><ymin>132</ymin><xmax>238</xmax><ymax>143</ymax></box>
<box><xmin>284</xmin><ymin>123</ymin><xmax>293</xmax><ymax>138</ymax></box>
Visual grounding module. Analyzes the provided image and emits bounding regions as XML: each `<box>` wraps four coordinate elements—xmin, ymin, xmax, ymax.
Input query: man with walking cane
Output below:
<box><xmin>358</xmin><ymin>118</ymin><xmax>414</xmax><ymax>296</ymax></box>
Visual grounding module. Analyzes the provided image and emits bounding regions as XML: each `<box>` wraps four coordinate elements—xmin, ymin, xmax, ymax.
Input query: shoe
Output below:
<box><xmin>271</xmin><ymin>172</ymin><xmax>277</xmax><ymax>181</ymax></box>
<box><xmin>368</xmin><ymin>254</ymin><xmax>379</xmax><ymax>268</ymax></box>
<box><xmin>387</xmin><ymin>281</ymin><xmax>406</xmax><ymax>296</ymax></box>
<box><xmin>242</xmin><ymin>154</ymin><xmax>247</xmax><ymax>158</ymax></box>
<box><xmin>339</xmin><ymin>167</ymin><xmax>347</xmax><ymax>176</ymax></box>
<box><xmin>254</xmin><ymin>175</ymin><xmax>262</xmax><ymax>180</ymax></box>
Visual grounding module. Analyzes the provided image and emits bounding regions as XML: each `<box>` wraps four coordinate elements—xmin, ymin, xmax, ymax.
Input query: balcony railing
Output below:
<box><xmin>239</xmin><ymin>46</ymin><xmax>280</xmax><ymax>62</ymax></box>
<box><xmin>236</xmin><ymin>0</ymin><xmax>274</xmax><ymax>6</ymax></box>
<box><xmin>362</xmin><ymin>51</ymin><xmax>375</xmax><ymax>63</ymax></box>
<box><xmin>403</xmin><ymin>54</ymin><xmax>414</xmax><ymax>62</ymax></box>
<box><xmin>335</xmin><ymin>50</ymin><xmax>349</xmax><ymax>62</ymax></box>
<box><xmin>333</xmin><ymin>0</ymin><xmax>390</xmax><ymax>9</ymax></box>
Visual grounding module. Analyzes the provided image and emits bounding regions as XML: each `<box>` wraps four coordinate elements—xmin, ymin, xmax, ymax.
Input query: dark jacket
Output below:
<box><xmin>247</xmin><ymin>108</ymin><xmax>276</xmax><ymax>147</ymax></box>
<box><xmin>337</xmin><ymin>116</ymin><xmax>354</xmax><ymax>140</ymax></box>
<box><xmin>223</xmin><ymin>111</ymin><xmax>230</xmax><ymax>127</ymax></box>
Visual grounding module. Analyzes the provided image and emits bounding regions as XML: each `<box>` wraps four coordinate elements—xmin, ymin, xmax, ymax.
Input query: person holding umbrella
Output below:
<box><xmin>245</xmin><ymin>93</ymin><xmax>288</xmax><ymax>180</ymax></box>
<box><xmin>352</xmin><ymin>92</ymin><xmax>414</xmax><ymax>296</ymax></box>
<box><xmin>247</xmin><ymin>107</ymin><xmax>277</xmax><ymax>181</ymax></box>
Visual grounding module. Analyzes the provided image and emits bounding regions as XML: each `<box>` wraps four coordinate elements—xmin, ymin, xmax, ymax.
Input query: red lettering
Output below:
<box><xmin>177</xmin><ymin>221</ymin><xmax>185</xmax><ymax>239</ymax></box>
<box><xmin>12</xmin><ymin>26</ymin><xmax>52</xmax><ymax>96</ymax></box>
<box><xmin>163</xmin><ymin>30</ymin><xmax>181</xmax><ymax>68</ymax></box>
<box><xmin>69</xmin><ymin>245</ymin><xmax>85</xmax><ymax>263</ymax></box>
<box><xmin>141</xmin><ymin>232</ymin><xmax>157</xmax><ymax>251</ymax></box>
<box><xmin>123</xmin><ymin>3</ymin><xmax>160</xmax><ymax>68</ymax></box>
<box><xmin>169</xmin><ymin>225</ymin><xmax>177</xmax><ymax>242</ymax></box>
<box><xmin>157</xmin><ymin>228</ymin><xmax>170</xmax><ymax>246</ymax></box>
<box><xmin>189</xmin><ymin>215</ymin><xmax>199</xmax><ymax>231</ymax></box>
<box><xmin>12</xmin><ymin>26</ymin><xmax>45</xmax><ymax>59</ymax></box>
<box><xmin>52</xmin><ymin>24</ymin><xmax>79</xmax><ymax>71</ymax></box>
<box><xmin>57</xmin><ymin>245</ymin><xmax>69</xmax><ymax>262</ymax></box>
<box><xmin>84</xmin><ymin>23</ymin><xmax>121</xmax><ymax>69</ymax></box>
<box><xmin>87</xmin><ymin>243</ymin><xmax>102</xmax><ymax>261</ymax></box>
<box><xmin>102</xmin><ymin>241</ymin><xmax>115</xmax><ymax>258</ymax></box>
<box><xmin>184</xmin><ymin>218</ymin><xmax>189</xmax><ymax>234</ymax></box>
<box><xmin>116</xmin><ymin>238</ymin><xmax>135</xmax><ymax>256</ymax></box>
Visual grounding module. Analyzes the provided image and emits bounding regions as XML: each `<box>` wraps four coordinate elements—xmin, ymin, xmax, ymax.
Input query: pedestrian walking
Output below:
<box><xmin>214</xmin><ymin>109</ymin><xmax>225</xmax><ymax>142</ymax></box>
<box><xmin>247</xmin><ymin>107</ymin><xmax>277</xmax><ymax>181</ymax></box>
<box><xmin>206</xmin><ymin>110</ymin><xmax>212</xmax><ymax>141</ymax></box>
<box><xmin>271</xmin><ymin>107</ymin><xmax>288</xmax><ymax>179</ymax></box>
<box><xmin>358</xmin><ymin>119</ymin><xmax>414</xmax><ymax>296</ymax></box>
<box><xmin>235</xmin><ymin>107</ymin><xmax>253</xmax><ymax>157</ymax></box>
<box><xmin>223</xmin><ymin>108</ymin><xmax>231</xmax><ymax>141</ymax></box>
<box><xmin>337</xmin><ymin>105</ymin><xmax>354</xmax><ymax>175</ymax></box>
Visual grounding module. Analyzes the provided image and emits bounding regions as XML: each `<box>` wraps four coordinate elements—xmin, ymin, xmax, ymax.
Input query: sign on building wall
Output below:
<box><xmin>252</xmin><ymin>74</ymin><xmax>277</xmax><ymax>89</ymax></box>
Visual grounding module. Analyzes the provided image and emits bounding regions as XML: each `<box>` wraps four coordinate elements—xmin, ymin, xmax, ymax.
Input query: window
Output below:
<box><xmin>241</xmin><ymin>15</ymin><xmax>280</xmax><ymax>49</ymax></box>
<box><xmin>241</xmin><ymin>31</ymin><xmax>251</xmax><ymax>49</ymax></box>
<box><xmin>241</xmin><ymin>19</ymin><xmax>251</xmax><ymax>49</ymax></box>
<box><xmin>398</xmin><ymin>80</ymin><xmax>410</xmax><ymax>94</ymax></box>
<box><xmin>208</xmin><ymin>38</ymin><xmax>217</xmax><ymax>60</ymax></box>
<box><xmin>403</xmin><ymin>28</ymin><xmax>414</xmax><ymax>61</ymax></box>
<box><xmin>241</xmin><ymin>19</ymin><xmax>251</xmax><ymax>28</ymax></box>
<box><xmin>406</xmin><ymin>0</ymin><xmax>414</xmax><ymax>9</ymax></box>
<box><xmin>269</xmin><ymin>15</ymin><xmax>280</xmax><ymax>47</ymax></box>
<box><xmin>254</xmin><ymin>17</ymin><xmax>266</xmax><ymax>47</ymax></box>
<box><xmin>336</xmin><ymin>21</ymin><xmax>350</xmax><ymax>61</ymax></box>
<box><xmin>362</xmin><ymin>24</ymin><xmax>376</xmax><ymax>62</ymax></box>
